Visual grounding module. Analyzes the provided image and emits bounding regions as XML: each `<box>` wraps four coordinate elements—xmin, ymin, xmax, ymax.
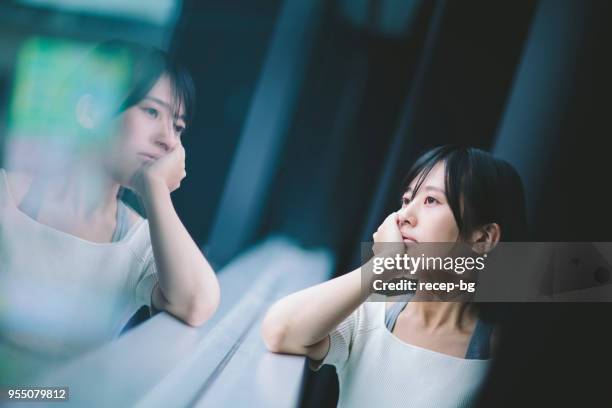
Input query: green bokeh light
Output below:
<box><xmin>8</xmin><ymin>37</ymin><xmax>132</xmax><ymax>147</ymax></box>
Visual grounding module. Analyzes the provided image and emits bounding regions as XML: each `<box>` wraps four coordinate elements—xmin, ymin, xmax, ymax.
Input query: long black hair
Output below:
<box><xmin>403</xmin><ymin>145</ymin><xmax>528</xmax><ymax>242</ymax></box>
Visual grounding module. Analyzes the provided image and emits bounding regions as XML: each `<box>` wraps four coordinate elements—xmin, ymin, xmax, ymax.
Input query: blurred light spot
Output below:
<box><xmin>6</xmin><ymin>37</ymin><xmax>131</xmax><ymax>172</ymax></box>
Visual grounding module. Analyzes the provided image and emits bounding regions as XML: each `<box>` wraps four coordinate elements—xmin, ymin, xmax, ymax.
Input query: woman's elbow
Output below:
<box><xmin>182</xmin><ymin>300</ymin><xmax>218</xmax><ymax>327</ymax></box>
<box><xmin>261</xmin><ymin>315</ymin><xmax>290</xmax><ymax>353</ymax></box>
<box><xmin>183</xmin><ymin>289</ymin><xmax>220</xmax><ymax>327</ymax></box>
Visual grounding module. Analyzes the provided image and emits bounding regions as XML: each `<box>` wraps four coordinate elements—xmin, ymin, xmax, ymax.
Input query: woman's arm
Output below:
<box><xmin>261</xmin><ymin>266</ymin><xmax>368</xmax><ymax>360</ymax></box>
<box><xmin>261</xmin><ymin>212</ymin><xmax>403</xmax><ymax>359</ymax></box>
<box><xmin>137</xmin><ymin>144</ymin><xmax>220</xmax><ymax>327</ymax></box>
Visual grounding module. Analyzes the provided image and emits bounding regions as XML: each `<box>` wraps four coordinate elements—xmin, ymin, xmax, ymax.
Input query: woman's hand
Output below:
<box><xmin>132</xmin><ymin>144</ymin><xmax>186</xmax><ymax>197</ymax></box>
<box><xmin>371</xmin><ymin>212</ymin><xmax>409</xmax><ymax>282</ymax></box>
<box><xmin>372</xmin><ymin>212</ymin><xmax>404</xmax><ymax>256</ymax></box>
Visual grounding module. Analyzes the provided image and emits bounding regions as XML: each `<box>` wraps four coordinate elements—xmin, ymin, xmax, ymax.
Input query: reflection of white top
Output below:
<box><xmin>0</xmin><ymin>169</ymin><xmax>158</xmax><ymax>359</ymax></box>
<box><xmin>311</xmin><ymin>301</ymin><xmax>491</xmax><ymax>408</ymax></box>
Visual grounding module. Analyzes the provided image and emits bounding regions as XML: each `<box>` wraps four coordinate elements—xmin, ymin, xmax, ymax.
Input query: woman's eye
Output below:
<box><xmin>174</xmin><ymin>124</ymin><xmax>185</xmax><ymax>134</ymax></box>
<box><xmin>143</xmin><ymin>107</ymin><xmax>159</xmax><ymax>118</ymax></box>
<box><xmin>401</xmin><ymin>197</ymin><xmax>410</xmax><ymax>206</ymax></box>
<box><xmin>424</xmin><ymin>196</ymin><xmax>438</xmax><ymax>205</ymax></box>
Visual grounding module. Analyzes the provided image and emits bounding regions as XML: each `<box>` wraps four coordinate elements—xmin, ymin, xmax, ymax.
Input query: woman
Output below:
<box><xmin>0</xmin><ymin>40</ymin><xmax>220</xmax><ymax>362</ymax></box>
<box><xmin>261</xmin><ymin>145</ymin><xmax>527</xmax><ymax>407</ymax></box>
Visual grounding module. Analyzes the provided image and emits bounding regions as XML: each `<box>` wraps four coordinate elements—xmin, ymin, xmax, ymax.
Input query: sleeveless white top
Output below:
<box><xmin>311</xmin><ymin>301</ymin><xmax>491</xmax><ymax>408</ymax></box>
<box><xmin>0</xmin><ymin>169</ymin><xmax>158</xmax><ymax>359</ymax></box>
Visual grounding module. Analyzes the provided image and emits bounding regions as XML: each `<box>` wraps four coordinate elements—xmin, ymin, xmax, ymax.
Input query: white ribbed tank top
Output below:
<box><xmin>0</xmin><ymin>169</ymin><xmax>158</xmax><ymax>359</ymax></box>
<box><xmin>312</xmin><ymin>301</ymin><xmax>491</xmax><ymax>408</ymax></box>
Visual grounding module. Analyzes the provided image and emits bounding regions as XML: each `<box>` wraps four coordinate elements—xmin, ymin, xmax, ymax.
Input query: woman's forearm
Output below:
<box><xmin>143</xmin><ymin>180</ymin><xmax>220</xmax><ymax>326</ymax></box>
<box><xmin>262</xmin><ymin>263</ymin><xmax>373</xmax><ymax>354</ymax></box>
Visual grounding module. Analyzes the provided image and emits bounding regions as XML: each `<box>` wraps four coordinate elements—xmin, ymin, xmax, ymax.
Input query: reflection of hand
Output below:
<box><xmin>372</xmin><ymin>212</ymin><xmax>405</xmax><ymax>257</ymax></box>
<box><xmin>133</xmin><ymin>144</ymin><xmax>186</xmax><ymax>197</ymax></box>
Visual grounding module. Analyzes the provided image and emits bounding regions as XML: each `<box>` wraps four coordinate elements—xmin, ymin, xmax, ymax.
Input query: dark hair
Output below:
<box><xmin>78</xmin><ymin>39</ymin><xmax>195</xmax><ymax>127</ymax></box>
<box><xmin>403</xmin><ymin>145</ymin><xmax>528</xmax><ymax>242</ymax></box>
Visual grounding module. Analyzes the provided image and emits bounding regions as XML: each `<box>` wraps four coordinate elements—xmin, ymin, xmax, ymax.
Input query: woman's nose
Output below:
<box><xmin>155</xmin><ymin>123</ymin><xmax>177</xmax><ymax>152</ymax></box>
<box><xmin>155</xmin><ymin>138</ymin><xmax>173</xmax><ymax>152</ymax></box>
<box><xmin>397</xmin><ymin>204</ymin><xmax>417</xmax><ymax>227</ymax></box>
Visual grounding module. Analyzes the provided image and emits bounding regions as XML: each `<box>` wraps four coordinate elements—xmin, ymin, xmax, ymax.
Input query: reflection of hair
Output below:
<box><xmin>403</xmin><ymin>145</ymin><xmax>528</xmax><ymax>242</ymax></box>
<box><xmin>82</xmin><ymin>39</ymin><xmax>195</xmax><ymax>126</ymax></box>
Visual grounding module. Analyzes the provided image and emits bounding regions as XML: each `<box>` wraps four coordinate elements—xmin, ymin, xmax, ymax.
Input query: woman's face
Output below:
<box><xmin>103</xmin><ymin>74</ymin><xmax>186</xmax><ymax>187</ymax></box>
<box><xmin>397</xmin><ymin>161</ymin><xmax>460</xmax><ymax>244</ymax></box>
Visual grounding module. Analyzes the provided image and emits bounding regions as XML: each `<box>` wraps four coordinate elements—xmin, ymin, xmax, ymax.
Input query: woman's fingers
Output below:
<box><xmin>385</xmin><ymin>211</ymin><xmax>399</xmax><ymax>225</ymax></box>
<box><xmin>373</xmin><ymin>212</ymin><xmax>403</xmax><ymax>243</ymax></box>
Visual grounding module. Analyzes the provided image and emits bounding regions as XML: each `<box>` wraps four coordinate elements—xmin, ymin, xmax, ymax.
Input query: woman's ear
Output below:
<box><xmin>470</xmin><ymin>223</ymin><xmax>501</xmax><ymax>255</ymax></box>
